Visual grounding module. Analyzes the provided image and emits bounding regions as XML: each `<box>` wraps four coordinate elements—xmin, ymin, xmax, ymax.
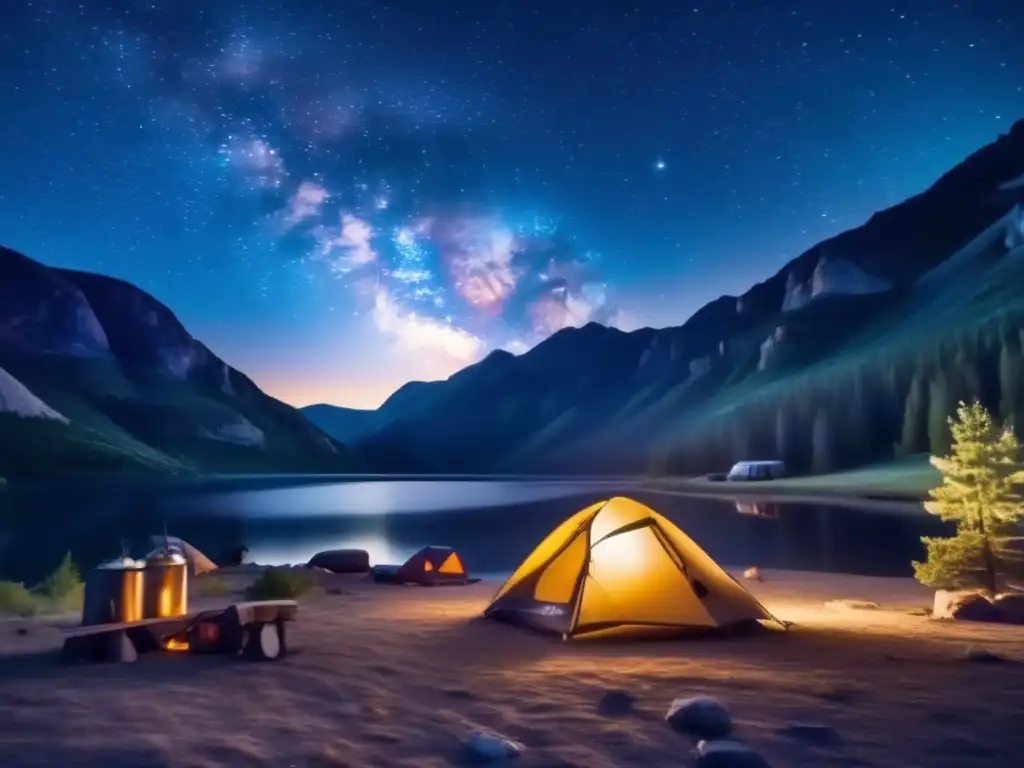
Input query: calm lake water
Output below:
<box><xmin>0</xmin><ymin>478</ymin><xmax>948</xmax><ymax>585</ymax></box>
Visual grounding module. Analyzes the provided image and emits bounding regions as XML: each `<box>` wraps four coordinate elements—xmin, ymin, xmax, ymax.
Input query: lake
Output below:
<box><xmin>0</xmin><ymin>478</ymin><xmax>948</xmax><ymax>585</ymax></box>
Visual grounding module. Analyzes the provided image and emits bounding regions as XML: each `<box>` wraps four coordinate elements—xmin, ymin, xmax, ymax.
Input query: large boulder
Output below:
<box><xmin>993</xmin><ymin>593</ymin><xmax>1024</xmax><ymax>624</ymax></box>
<box><xmin>307</xmin><ymin>549</ymin><xmax>370</xmax><ymax>574</ymax></box>
<box><xmin>665</xmin><ymin>697</ymin><xmax>732</xmax><ymax>740</ymax></box>
<box><xmin>933</xmin><ymin>590</ymin><xmax>1003</xmax><ymax>622</ymax></box>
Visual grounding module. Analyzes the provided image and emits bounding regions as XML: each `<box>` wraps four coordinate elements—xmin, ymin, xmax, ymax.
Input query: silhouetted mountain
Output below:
<box><xmin>301</xmin><ymin>403</ymin><xmax>378</xmax><ymax>445</ymax></box>
<box><xmin>310</xmin><ymin>120</ymin><xmax>1024</xmax><ymax>475</ymax></box>
<box><xmin>0</xmin><ymin>247</ymin><xmax>350</xmax><ymax>476</ymax></box>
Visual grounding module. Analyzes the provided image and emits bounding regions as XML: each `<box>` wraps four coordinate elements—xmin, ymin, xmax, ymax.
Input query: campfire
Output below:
<box><xmin>163</xmin><ymin>635</ymin><xmax>190</xmax><ymax>652</ymax></box>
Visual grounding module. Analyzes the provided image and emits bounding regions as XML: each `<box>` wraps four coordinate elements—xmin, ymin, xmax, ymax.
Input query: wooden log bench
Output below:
<box><xmin>60</xmin><ymin>600</ymin><xmax>298</xmax><ymax>665</ymax></box>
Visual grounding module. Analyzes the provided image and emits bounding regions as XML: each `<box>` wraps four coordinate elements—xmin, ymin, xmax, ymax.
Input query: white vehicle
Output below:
<box><xmin>726</xmin><ymin>460</ymin><xmax>786</xmax><ymax>481</ymax></box>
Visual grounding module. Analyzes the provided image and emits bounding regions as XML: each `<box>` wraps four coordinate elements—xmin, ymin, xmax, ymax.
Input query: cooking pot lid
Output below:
<box><xmin>145</xmin><ymin>547</ymin><xmax>188</xmax><ymax>565</ymax></box>
<box><xmin>97</xmin><ymin>557</ymin><xmax>145</xmax><ymax>570</ymax></box>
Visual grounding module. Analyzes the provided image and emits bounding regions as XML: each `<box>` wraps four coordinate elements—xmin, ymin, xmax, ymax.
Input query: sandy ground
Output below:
<box><xmin>1</xmin><ymin>569</ymin><xmax>1023</xmax><ymax>768</ymax></box>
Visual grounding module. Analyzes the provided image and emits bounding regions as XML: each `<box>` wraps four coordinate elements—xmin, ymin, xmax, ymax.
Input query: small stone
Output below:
<box><xmin>596</xmin><ymin>689</ymin><xmax>636</xmax><ymax>717</ymax></box>
<box><xmin>695</xmin><ymin>740</ymin><xmax>771</xmax><ymax>768</ymax></box>
<box><xmin>964</xmin><ymin>646</ymin><xmax>1009</xmax><ymax>664</ymax></box>
<box><xmin>665</xmin><ymin>696</ymin><xmax>732</xmax><ymax>740</ymax></box>
<box><xmin>742</xmin><ymin>567</ymin><xmax>763</xmax><ymax>582</ymax></box>
<box><xmin>777</xmin><ymin>721</ymin><xmax>841</xmax><ymax>747</ymax></box>
<box><xmin>14</xmin><ymin>627</ymin><xmax>28</xmax><ymax>636</ymax></box>
<box><xmin>463</xmin><ymin>731</ymin><xmax>523</xmax><ymax>762</ymax></box>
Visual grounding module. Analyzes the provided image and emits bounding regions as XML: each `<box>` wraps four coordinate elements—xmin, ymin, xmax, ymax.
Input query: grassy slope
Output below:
<box><xmin>0</xmin><ymin>353</ymin><xmax>346</xmax><ymax>477</ymax></box>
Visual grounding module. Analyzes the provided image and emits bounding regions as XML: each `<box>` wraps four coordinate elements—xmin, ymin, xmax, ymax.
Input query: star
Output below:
<box><xmin>655</xmin><ymin>159</ymin><xmax>666</xmax><ymax>171</ymax></box>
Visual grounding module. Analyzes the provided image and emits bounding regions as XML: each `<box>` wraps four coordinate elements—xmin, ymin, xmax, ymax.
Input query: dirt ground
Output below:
<box><xmin>1</xmin><ymin>568</ymin><xmax>1022</xmax><ymax>768</ymax></box>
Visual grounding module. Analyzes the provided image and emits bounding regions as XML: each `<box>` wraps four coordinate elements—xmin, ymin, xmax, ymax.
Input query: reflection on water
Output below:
<box><xmin>0</xmin><ymin>479</ymin><xmax>949</xmax><ymax>585</ymax></box>
<box><xmin>734</xmin><ymin>500</ymin><xmax>780</xmax><ymax>519</ymax></box>
<box><xmin>182</xmin><ymin>479</ymin><xmax>606</xmax><ymax>518</ymax></box>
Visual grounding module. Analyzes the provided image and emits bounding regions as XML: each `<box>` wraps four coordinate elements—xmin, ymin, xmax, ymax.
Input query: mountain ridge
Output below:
<box><xmin>0</xmin><ymin>246</ymin><xmax>351</xmax><ymax>476</ymax></box>
<box><xmin>304</xmin><ymin>120</ymin><xmax>1024</xmax><ymax>475</ymax></box>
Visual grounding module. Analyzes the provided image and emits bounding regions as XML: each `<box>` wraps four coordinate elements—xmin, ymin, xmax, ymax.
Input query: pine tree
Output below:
<box><xmin>927</xmin><ymin>372</ymin><xmax>953</xmax><ymax>456</ymax></box>
<box><xmin>1000</xmin><ymin>342</ymin><xmax>1022</xmax><ymax>434</ymax></box>
<box><xmin>898</xmin><ymin>373</ymin><xmax>927</xmax><ymax>455</ymax></box>
<box><xmin>811</xmin><ymin>408</ymin><xmax>833</xmax><ymax>474</ymax></box>
<box><xmin>913</xmin><ymin>401</ymin><xmax>1024</xmax><ymax>595</ymax></box>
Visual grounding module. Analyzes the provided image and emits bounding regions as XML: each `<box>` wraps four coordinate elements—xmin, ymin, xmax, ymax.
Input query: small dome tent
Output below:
<box><xmin>484</xmin><ymin>497</ymin><xmax>777</xmax><ymax>638</ymax></box>
<box><xmin>373</xmin><ymin>546</ymin><xmax>475</xmax><ymax>586</ymax></box>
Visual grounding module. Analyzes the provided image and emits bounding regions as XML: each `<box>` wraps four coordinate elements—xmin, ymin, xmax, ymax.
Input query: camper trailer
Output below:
<box><xmin>726</xmin><ymin>460</ymin><xmax>785</xmax><ymax>481</ymax></box>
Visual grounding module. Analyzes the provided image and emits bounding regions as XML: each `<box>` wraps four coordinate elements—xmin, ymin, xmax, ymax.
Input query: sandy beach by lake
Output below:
<box><xmin>1</xmin><ymin>568</ymin><xmax>1022</xmax><ymax>768</ymax></box>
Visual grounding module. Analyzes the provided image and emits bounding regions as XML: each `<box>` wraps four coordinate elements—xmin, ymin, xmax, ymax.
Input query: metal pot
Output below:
<box><xmin>82</xmin><ymin>558</ymin><xmax>145</xmax><ymax>626</ymax></box>
<box><xmin>142</xmin><ymin>549</ymin><xmax>189</xmax><ymax>619</ymax></box>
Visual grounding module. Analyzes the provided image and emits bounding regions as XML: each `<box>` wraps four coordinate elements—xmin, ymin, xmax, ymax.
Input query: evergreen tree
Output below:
<box><xmin>927</xmin><ymin>372</ymin><xmax>953</xmax><ymax>456</ymax></box>
<box><xmin>898</xmin><ymin>373</ymin><xmax>928</xmax><ymax>455</ymax></box>
<box><xmin>913</xmin><ymin>401</ymin><xmax>1024</xmax><ymax>595</ymax></box>
<box><xmin>1000</xmin><ymin>342</ymin><xmax>1022</xmax><ymax>435</ymax></box>
<box><xmin>811</xmin><ymin>409</ymin><xmax>833</xmax><ymax>474</ymax></box>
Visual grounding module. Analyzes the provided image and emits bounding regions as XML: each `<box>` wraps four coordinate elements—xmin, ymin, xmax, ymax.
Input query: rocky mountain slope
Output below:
<box><xmin>306</xmin><ymin>120</ymin><xmax>1024</xmax><ymax>475</ymax></box>
<box><xmin>0</xmin><ymin>247</ymin><xmax>350</xmax><ymax>476</ymax></box>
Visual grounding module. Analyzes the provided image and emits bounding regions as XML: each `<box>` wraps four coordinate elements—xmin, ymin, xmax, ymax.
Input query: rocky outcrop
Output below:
<box><xmin>202</xmin><ymin>416</ymin><xmax>265</xmax><ymax>447</ymax></box>
<box><xmin>782</xmin><ymin>255</ymin><xmax>890</xmax><ymax>313</ymax></box>
<box><xmin>0</xmin><ymin>366</ymin><xmax>68</xmax><ymax>423</ymax></box>
<box><xmin>757</xmin><ymin>326</ymin><xmax>787</xmax><ymax>372</ymax></box>
<box><xmin>0</xmin><ymin>247</ymin><xmax>110</xmax><ymax>356</ymax></box>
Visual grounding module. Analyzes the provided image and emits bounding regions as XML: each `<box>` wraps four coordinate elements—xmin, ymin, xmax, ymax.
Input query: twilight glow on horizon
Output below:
<box><xmin>1</xmin><ymin>1</ymin><xmax>1021</xmax><ymax>409</ymax></box>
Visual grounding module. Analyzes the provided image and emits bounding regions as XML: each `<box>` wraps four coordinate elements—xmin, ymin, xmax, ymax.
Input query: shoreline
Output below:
<box><xmin>3</xmin><ymin>470</ymin><xmax>930</xmax><ymax>511</ymax></box>
<box><xmin>1</xmin><ymin>567</ymin><xmax>1022</xmax><ymax>767</ymax></box>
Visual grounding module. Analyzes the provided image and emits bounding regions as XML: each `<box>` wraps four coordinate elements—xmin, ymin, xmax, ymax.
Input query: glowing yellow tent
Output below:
<box><xmin>483</xmin><ymin>497</ymin><xmax>776</xmax><ymax>638</ymax></box>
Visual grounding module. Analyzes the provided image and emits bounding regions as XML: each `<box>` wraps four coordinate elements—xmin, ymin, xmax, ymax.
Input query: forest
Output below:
<box><xmin>654</xmin><ymin>317</ymin><xmax>1024</xmax><ymax>478</ymax></box>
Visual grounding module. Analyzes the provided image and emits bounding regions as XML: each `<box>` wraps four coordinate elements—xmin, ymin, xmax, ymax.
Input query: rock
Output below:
<box><xmin>596</xmin><ymin>689</ymin><xmax>636</xmax><ymax>717</ymax></box>
<box><xmin>106</xmin><ymin>631</ymin><xmax>137</xmax><ymax>663</ymax></box>
<box><xmin>824</xmin><ymin>599</ymin><xmax>881</xmax><ymax>611</ymax></box>
<box><xmin>964</xmin><ymin>646</ymin><xmax>1010</xmax><ymax>664</ymax></box>
<box><xmin>933</xmin><ymin>590</ymin><xmax>1002</xmax><ymax>623</ymax></box>
<box><xmin>665</xmin><ymin>696</ymin><xmax>732</xmax><ymax>740</ymax></box>
<box><xmin>695</xmin><ymin>740</ymin><xmax>771</xmax><ymax>768</ymax></box>
<box><xmin>994</xmin><ymin>593</ymin><xmax>1024</xmax><ymax>624</ymax></box>
<box><xmin>463</xmin><ymin>731</ymin><xmax>523</xmax><ymax>762</ymax></box>
<box><xmin>742</xmin><ymin>567</ymin><xmax>763</xmax><ymax>582</ymax></box>
<box><xmin>307</xmin><ymin>549</ymin><xmax>370</xmax><ymax>574</ymax></box>
<box><xmin>14</xmin><ymin>627</ymin><xmax>28</xmax><ymax>636</ymax></box>
<box><xmin>777</xmin><ymin>721</ymin><xmax>841</xmax><ymax>747</ymax></box>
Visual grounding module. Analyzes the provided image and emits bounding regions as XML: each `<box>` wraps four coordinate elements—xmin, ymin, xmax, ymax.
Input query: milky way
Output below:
<box><xmin>0</xmin><ymin>0</ymin><xmax>1021</xmax><ymax>407</ymax></box>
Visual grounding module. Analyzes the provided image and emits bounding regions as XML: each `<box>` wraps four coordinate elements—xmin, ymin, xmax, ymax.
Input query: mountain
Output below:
<box><xmin>300</xmin><ymin>403</ymin><xmax>378</xmax><ymax>445</ymax></box>
<box><xmin>309</xmin><ymin>120</ymin><xmax>1024</xmax><ymax>476</ymax></box>
<box><xmin>0</xmin><ymin>247</ymin><xmax>351</xmax><ymax>476</ymax></box>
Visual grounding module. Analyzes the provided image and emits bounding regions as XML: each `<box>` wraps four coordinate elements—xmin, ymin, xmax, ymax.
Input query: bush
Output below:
<box><xmin>0</xmin><ymin>581</ymin><xmax>38</xmax><ymax>617</ymax></box>
<box><xmin>33</xmin><ymin>551</ymin><xmax>82</xmax><ymax>602</ymax></box>
<box><xmin>195</xmin><ymin>575</ymin><xmax>231</xmax><ymax>597</ymax></box>
<box><xmin>244</xmin><ymin>568</ymin><xmax>315</xmax><ymax>601</ymax></box>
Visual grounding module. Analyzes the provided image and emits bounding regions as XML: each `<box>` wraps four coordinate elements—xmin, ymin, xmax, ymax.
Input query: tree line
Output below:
<box><xmin>653</xmin><ymin>318</ymin><xmax>1024</xmax><ymax>477</ymax></box>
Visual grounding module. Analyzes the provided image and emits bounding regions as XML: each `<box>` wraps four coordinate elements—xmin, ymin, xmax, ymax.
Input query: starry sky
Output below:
<box><xmin>1</xmin><ymin>1</ymin><xmax>1022</xmax><ymax>409</ymax></box>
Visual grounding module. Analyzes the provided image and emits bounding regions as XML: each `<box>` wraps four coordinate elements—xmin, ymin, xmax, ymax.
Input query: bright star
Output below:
<box><xmin>655</xmin><ymin>159</ymin><xmax>666</xmax><ymax>171</ymax></box>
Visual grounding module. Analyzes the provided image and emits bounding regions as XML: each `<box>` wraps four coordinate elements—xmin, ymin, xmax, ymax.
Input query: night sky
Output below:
<box><xmin>1</xmin><ymin>1</ymin><xmax>1021</xmax><ymax>408</ymax></box>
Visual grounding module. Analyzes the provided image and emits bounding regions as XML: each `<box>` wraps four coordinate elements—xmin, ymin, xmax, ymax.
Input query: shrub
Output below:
<box><xmin>0</xmin><ymin>581</ymin><xmax>39</xmax><ymax>617</ymax></box>
<box><xmin>195</xmin><ymin>575</ymin><xmax>231</xmax><ymax>597</ymax></box>
<box><xmin>244</xmin><ymin>568</ymin><xmax>315</xmax><ymax>601</ymax></box>
<box><xmin>33</xmin><ymin>551</ymin><xmax>82</xmax><ymax>602</ymax></box>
